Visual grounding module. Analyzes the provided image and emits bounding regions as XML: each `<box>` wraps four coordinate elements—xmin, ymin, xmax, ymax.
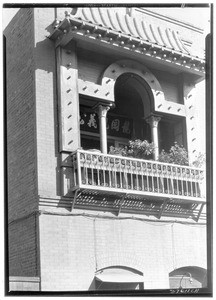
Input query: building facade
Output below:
<box><xmin>5</xmin><ymin>7</ymin><xmax>208</xmax><ymax>292</ymax></box>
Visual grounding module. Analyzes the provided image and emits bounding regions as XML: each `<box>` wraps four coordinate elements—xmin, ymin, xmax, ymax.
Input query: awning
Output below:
<box><xmin>95</xmin><ymin>273</ymin><xmax>144</xmax><ymax>283</ymax></box>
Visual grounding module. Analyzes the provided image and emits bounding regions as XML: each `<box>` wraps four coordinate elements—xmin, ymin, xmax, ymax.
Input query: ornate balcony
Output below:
<box><xmin>70</xmin><ymin>149</ymin><xmax>206</xmax><ymax>220</ymax></box>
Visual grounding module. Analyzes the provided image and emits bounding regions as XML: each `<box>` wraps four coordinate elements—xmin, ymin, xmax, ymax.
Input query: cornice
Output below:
<box><xmin>49</xmin><ymin>8</ymin><xmax>205</xmax><ymax>74</ymax></box>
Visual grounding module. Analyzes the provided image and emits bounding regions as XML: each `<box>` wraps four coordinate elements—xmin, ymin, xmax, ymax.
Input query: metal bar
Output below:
<box><xmin>196</xmin><ymin>203</ymin><xmax>205</xmax><ymax>222</ymax></box>
<box><xmin>117</xmin><ymin>194</ymin><xmax>127</xmax><ymax>216</ymax></box>
<box><xmin>71</xmin><ymin>189</ymin><xmax>81</xmax><ymax>211</ymax></box>
<box><xmin>158</xmin><ymin>198</ymin><xmax>169</xmax><ymax>219</ymax></box>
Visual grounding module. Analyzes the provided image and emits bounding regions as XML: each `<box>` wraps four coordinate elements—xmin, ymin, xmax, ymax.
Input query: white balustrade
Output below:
<box><xmin>71</xmin><ymin>149</ymin><xmax>205</xmax><ymax>201</ymax></box>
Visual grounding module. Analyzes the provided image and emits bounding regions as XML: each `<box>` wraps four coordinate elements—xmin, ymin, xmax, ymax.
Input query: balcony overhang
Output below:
<box><xmin>68</xmin><ymin>149</ymin><xmax>206</xmax><ymax>221</ymax></box>
<box><xmin>49</xmin><ymin>8</ymin><xmax>205</xmax><ymax>78</ymax></box>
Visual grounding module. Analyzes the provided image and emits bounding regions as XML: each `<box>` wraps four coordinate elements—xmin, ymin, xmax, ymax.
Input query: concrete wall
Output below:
<box><xmin>33</xmin><ymin>8</ymin><xmax>61</xmax><ymax>197</ymax></box>
<box><xmin>39</xmin><ymin>213</ymin><xmax>206</xmax><ymax>291</ymax></box>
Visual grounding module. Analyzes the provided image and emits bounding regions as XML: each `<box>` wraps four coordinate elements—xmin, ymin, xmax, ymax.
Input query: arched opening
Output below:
<box><xmin>112</xmin><ymin>73</ymin><xmax>152</xmax><ymax>146</ymax></box>
<box><xmin>94</xmin><ymin>266</ymin><xmax>144</xmax><ymax>291</ymax></box>
<box><xmin>79</xmin><ymin>72</ymin><xmax>154</xmax><ymax>152</ymax></box>
<box><xmin>79</xmin><ymin>69</ymin><xmax>187</xmax><ymax>157</ymax></box>
<box><xmin>169</xmin><ymin>266</ymin><xmax>207</xmax><ymax>289</ymax></box>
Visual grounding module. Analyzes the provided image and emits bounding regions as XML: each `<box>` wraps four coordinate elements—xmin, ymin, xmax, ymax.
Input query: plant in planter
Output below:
<box><xmin>109</xmin><ymin>139</ymin><xmax>155</xmax><ymax>160</ymax></box>
<box><xmin>127</xmin><ymin>139</ymin><xmax>155</xmax><ymax>159</ymax></box>
<box><xmin>158</xmin><ymin>142</ymin><xmax>189</xmax><ymax>166</ymax></box>
<box><xmin>192</xmin><ymin>152</ymin><xmax>206</xmax><ymax>168</ymax></box>
<box><xmin>109</xmin><ymin>145</ymin><xmax>128</xmax><ymax>157</ymax></box>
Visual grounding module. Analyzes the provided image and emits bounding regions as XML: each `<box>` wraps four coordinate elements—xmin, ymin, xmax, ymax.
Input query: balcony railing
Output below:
<box><xmin>70</xmin><ymin>149</ymin><xmax>205</xmax><ymax>203</ymax></box>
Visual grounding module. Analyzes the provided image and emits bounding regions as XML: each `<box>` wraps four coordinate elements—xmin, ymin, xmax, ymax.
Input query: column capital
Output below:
<box><xmin>93</xmin><ymin>102</ymin><xmax>113</xmax><ymax>117</ymax></box>
<box><xmin>145</xmin><ymin>115</ymin><xmax>161</xmax><ymax>128</ymax></box>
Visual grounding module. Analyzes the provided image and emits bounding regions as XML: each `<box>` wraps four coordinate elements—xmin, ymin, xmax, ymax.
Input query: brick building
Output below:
<box><xmin>5</xmin><ymin>7</ymin><xmax>209</xmax><ymax>292</ymax></box>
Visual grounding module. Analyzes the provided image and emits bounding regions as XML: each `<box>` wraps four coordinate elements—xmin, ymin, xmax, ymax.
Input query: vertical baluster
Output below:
<box><xmin>151</xmin><ymin>164</ymin><xmax>154</xmax><ymax>192</ymax></box>
<box><xmin>102</xmin><ymin>156</ymin><xmax>105</xmax><ymax>186</ymax></box>
<box><xmin>114</xmin><ymin>160</ymin><xmax>117</xmax><ymax>188</ymax></box>
<box><xmin>156</xmin><ymin>164</ymin><xmax>159</xmax><ymax>193</ymax></box>
<box><xmin>130</xmin><ymin>161</ymin><xmax>133</xmax><ymax>190</ymax></box>
<box><xmin>194</xmin><ymin>179</ymin><xmax>198</xmax><ymax>197</ymax></box>
<box><xmin>176</xmin><ymin>172</ymin><xmax>179</xmax><ymax>195</ymax></box>
<box><xmin>167</xmin><ymin>166</ymin><xmax>170</xmax><ymax>194</ymax></box>
<box><xmin>195</xmin><ymin>171</ymin><xmax>199</xmax><ymax>197</ymax></box>
<box><xmin>109</xmin><ymin>158</ymin><xmax>112</xmax><ymax>187</ymax></box>
<box><xmin>180</xmin><ymin>168</ymin><xmax>184</xmax><ymax>195</ymax></box>
<box><xmin>119</xmin><ymin>161</ymin><xmax>123</xmax><ymax>188</ymax></box>
<box><xmin>192</xmin><ymin>170</ymin><xmax>195</xmax><ymax>196</ymax></box>
<box><xmin>96</xmin><ymin>156</ymin><xmax>100</xmax><ymax>186</ymax></box>
<box><xmin>146</xmin><ymin>166</ymin><xmax>149</xmax><ymax>191</ymax></box>
<box><xmin>136</xmin><ymin>162</ymin><xmax>139</xmax><ymax>190</ymax></box>
<box><xmin>175</xmin><ymin>168</ymin><xmax>179</xmax><ymax>195</ymax></box>
<box><xmin>141</xmin><ymin>165</ymin><xmax>144</xmax><ymax>191</ymax></box>
<box><xmin>77</xmin><ymin>151</ymin><xmax>82</xmax><ymax>186</ymax></box>
<box><xmin>170</xmin><ymin>167</ymin><xmax>174</xmax><ymax>195</ymax></box>
<box><xmin>91</xmin><ymin>154</ymin><xmax>94</xmax><ymax>185</ymax></box>
<box><xmin>161</xmin><ymin>165</ymin><xmax>164</xmax><ymax>193</ymax></box>
<box><xmin>185</xmin><ymin>169</ymin><xmax>189</xmax><ymax>196</ymax></box>
<box><xmin>72</xmin><ymin>155</ymin><xmax>77</xmax><ymax>187</ymax></box>
<box><xmin>124</xmin><ymin>159</ymin><xmax>128</xmax><ymax>189</ymax></box>
<box><xmin>84</xmin><ymin>153</ymin><xmax>88</xmax><ymax>185</ymax></box>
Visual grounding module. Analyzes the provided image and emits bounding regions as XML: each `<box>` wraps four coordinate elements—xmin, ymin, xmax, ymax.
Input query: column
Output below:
<box><xmin>94</xmin><ymin>103</ymin><xmax>111</xmax><ymax>154</ymax></box>
<box><xmin>146</xmin><ymin>115</ymin><xmax>161</xmax><ymax>160</ymax></box>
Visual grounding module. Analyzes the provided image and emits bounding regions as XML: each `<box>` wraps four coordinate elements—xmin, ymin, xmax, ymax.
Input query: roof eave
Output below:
<box><xmin>49</xmin><ymin>17</ymin><xmax>206</xmax><ymax>75</ymax></box>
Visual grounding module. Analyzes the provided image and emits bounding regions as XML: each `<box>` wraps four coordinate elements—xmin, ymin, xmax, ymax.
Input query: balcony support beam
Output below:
<box><xmin>117</xmin><ymin>194</ymin><xmax>127</xmax><ymax>216</ymax></box>
<box><xmin>158</xmin><ymin>198</ymin><xmax>169</xmax><ymax>219</ymax></box>
<box><xmin>146</xmin><ymin>115</ymin><xmax>161</xmax><ymax>160</ymax></box>
<box><xmin>196</xmin><ymin>203</ymin><xmax>205</xmax><ymax>222</ymax></box>
<box><xmin>71</xmin><ymin>189</ymin><xmax>81</xmax><ymax>211</ymax></box>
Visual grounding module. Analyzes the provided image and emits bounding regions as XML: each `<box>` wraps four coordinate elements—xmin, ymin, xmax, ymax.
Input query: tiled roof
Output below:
<box><xmin>71</xmin><ymin>7</ymin><xmax>190</xmax><ymax>55</ymax></box>
<box><xmin>50</xmin><ymin>8</ymin><xmax>205</xmax><ymax>73</ymax></box>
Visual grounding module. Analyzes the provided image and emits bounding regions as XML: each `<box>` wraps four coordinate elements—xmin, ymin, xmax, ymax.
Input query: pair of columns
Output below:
<box><xmin>95</xmin><ymin>103</ymin><xmax>161</xmax><ymax>160</ymax></box>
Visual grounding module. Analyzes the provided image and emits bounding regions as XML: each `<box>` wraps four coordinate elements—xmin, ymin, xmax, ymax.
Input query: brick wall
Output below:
<box><xmin>5</xmin><ymin>7</ymin><xmax>57</xmax><ymax>280</ymax></box>
<box><xmin>8</xmin><ymin>213</ymin><xmax>39</xmax><ymax>277</ymax></box>
<box><xmin>39</xmin><ymin>213</ymin><xmax>206</xmax><ymax>291</ymax></box>
<box><xmin>5</xmin><ymin>8</ymin><xmax>38</xmax><ymax>222</ymax></box>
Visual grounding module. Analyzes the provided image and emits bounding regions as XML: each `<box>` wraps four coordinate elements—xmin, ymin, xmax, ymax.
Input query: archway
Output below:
<box><xmin>94</xmin><ymin>266</ymin><xmax>144</xmax><ymax>290</ymax></box>
<box><xmin>112</xmin><ymin>72</ymin><xmax>152</xmax><ymax>144</ymax></box>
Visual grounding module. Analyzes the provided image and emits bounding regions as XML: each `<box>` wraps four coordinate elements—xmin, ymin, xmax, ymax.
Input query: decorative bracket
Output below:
<box><xmin>158</xmin><ymin>198</ymin><xmax>169</xmax><ymax>219</ymax></box>
<box><xmin>71</xmin><ymin>189</ymin><xmax>81</xmax><ymax>211</ymax></box>
<box><xmin>196</xmin><ymin>203</ymin><xmax>205</xmax><ymax>222</ymax></box>
<box><xmin>117</xmin><ymin>194</ymin><xmax>127</xmax><ymax>216</ymax></box>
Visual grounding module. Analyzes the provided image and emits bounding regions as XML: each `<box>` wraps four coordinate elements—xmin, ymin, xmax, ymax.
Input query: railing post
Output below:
<box><xmin>76</xmin><ymin>150</ymin><xmax>82</xmax><ymax>186</ymax></box>
<box><xmin>146</xmin><ymin>115</ymin><xmax>161</xmax><ymax>160</ymax></box>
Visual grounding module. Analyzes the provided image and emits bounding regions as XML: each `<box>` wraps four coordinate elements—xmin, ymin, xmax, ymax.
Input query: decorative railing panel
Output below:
<box><xmin>71</xmin><ymin>150</ymin><xmax>205</xmax><ymax>202</ymax></box>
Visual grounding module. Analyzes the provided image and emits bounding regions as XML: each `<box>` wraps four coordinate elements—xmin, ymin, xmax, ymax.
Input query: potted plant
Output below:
<box><xmin>158</xmin><ymin>142</ymin><xmax>189</xmax><ymax>166</ymax></box>
<box><xmin>109</xmin><ymin>139</ymin><xmax>155</xmax><ymax>160</ymax></box>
